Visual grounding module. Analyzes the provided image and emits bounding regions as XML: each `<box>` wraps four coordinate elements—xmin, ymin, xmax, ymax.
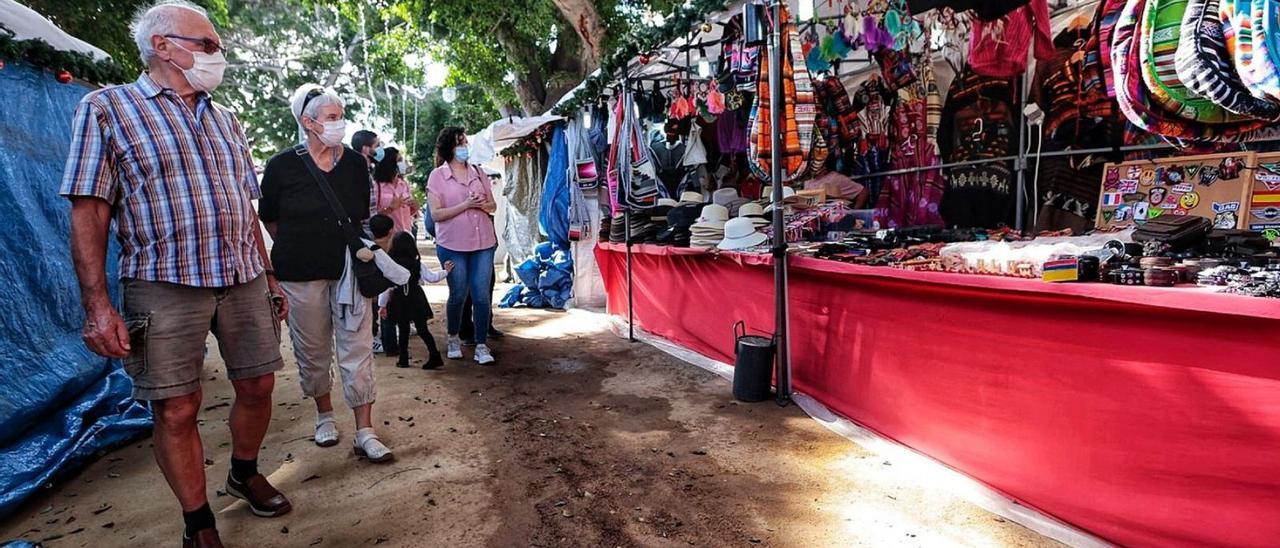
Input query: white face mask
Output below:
<box><xmin>397</xmin><ymin>159</ymin><xmax>409</xmax><ymax>175</ymax></box>
<box><xmin>310</xmin><ymin>119</ymin><xmax>346</xmax><ymax>147</ymax></box>
<box><xmin>167</xmin><ymin>40</ymin><xmax>226</xmax><ymax>92</ymax></box>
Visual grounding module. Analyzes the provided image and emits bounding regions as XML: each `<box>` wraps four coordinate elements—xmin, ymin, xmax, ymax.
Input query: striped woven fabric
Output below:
<box><xmin>1114</xmin><ymin>0</ymin><xmax>1274</xmax><ymax>141</ymax></box>
<box><xmin>1176</xmin><ymin>0</ymin><xmax>1280</xmax><ymax>121</ymax></box>
<box><xmin>1220</xmin><ymin>0</ymin><xmax>1280</xmax><ymax>101</ymax></box>
<box><xmin>750</xmin><ymin>4</ymin><xmax>817</xmax><ymax>183</ymax></box>
<box><xmin>1141</xmin><ymin>0</ymin><xmax>1244</xmax><ymax>122</ymax></box>
<box><xmin>1098</xmin><ymin>0</ymin><xmax>1130</xmax><ymax>98</ymax></box>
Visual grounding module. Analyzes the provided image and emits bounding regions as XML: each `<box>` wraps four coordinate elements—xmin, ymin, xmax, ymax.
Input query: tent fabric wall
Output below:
<box><xmin>0</xmin><ymin>62</ymin><xmax>151</xmax><ymax>519</ymax></box>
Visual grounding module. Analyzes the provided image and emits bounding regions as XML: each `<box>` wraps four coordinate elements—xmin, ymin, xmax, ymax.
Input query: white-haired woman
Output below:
<box><xmin>258</xmin><ymin>84</ymin><xmax>393</xmax><ymax>463</ymax></box>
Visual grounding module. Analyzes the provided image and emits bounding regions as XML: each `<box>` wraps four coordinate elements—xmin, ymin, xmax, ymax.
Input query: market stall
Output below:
<box><xmin>565</xmin><ymin>0</ymin><xmax>1280</xmax><ymax>544</ymax></box>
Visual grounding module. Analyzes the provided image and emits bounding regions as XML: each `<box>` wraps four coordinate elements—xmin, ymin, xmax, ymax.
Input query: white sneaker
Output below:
<box><xmin>372</xmin><ymin>339</ymin><xmax>385</xmax><ymax>354</ymax></box>
<box><xmin>474</xmin><ymin>344</ymin><xmax>495</xmax><ymax>365</ymax></box>
<box><xmin>446</xmin><ymin>336</ymin><xmax>463</xmax><ymax>359</ymax></box>
<box><xmin>314</xmin><ymin>414</ymin><xmax>338</xmax><ymax>447</ymax></box>
<box><xmin>354</xmin><ymin>428</ymin><xmax>393</xmax><ymax>463</ymax></box>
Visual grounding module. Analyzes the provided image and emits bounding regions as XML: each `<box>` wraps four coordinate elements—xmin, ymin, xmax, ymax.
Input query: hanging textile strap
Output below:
<box><xmin>750</xmin><ymin>3</ymin><xmax>818</xmax><ymax>183</ymax></box>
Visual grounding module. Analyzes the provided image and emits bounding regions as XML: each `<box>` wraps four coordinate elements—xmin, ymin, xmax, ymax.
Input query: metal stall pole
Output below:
<box><xmin>1014</xmin><ymin>71</ymin><xmax>1029</xmax><ymax>233</ymax></box>
<box><xmin>621</xmin><ymin>69</ymin><xmax>637</xmax><ymax>343</ymax></box>
<box><xmin>767</xmin><ymin>0</ymin><xmax>791</xmax><ymax>406</ymax></box>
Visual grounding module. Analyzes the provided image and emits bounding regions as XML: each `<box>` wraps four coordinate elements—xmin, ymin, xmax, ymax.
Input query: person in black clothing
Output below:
<box><xmin>260</xmin><ymin>84</ymin><xmax>392</xmax><ymax>463</ymax></box>
<box><xmin>369</xmin><ymin>215</ymin><xmax>400</xmax><ymax>355</ymax></box>
<box><xmin>381</xmin><ymin>232</ymin><xmax>451</xmax><ymax>369</ymax></box>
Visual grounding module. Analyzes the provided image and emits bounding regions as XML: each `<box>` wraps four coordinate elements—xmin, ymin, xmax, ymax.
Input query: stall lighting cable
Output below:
<box><xmin>1024</xmin><ymin>123</ymin><xmax>1045</xmax><ymax>227</ymax></box>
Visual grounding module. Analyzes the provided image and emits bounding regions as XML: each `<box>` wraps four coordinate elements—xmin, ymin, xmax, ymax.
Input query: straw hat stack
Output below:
<box><xmin>690</xmin><ymin>204</ymin><xmax>730</xmax><ymax>248</ymax></box>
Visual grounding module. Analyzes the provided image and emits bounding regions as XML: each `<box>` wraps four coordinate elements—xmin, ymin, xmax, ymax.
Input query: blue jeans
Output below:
<box><xmin>436</xmin><ymin>245</ymin><xmax>496</xmax><ymax>344</ymax></box>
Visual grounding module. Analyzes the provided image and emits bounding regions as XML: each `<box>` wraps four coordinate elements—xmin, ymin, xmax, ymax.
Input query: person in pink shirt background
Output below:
<box><xmin>426</xmin><ymin>127</ymin><xmax>499</xmax><ymax>365</ymax></box>
<box><xmin>372</xmin><ymin>147</ymin><xmax>420</xmax><ymax>234</ymax></box>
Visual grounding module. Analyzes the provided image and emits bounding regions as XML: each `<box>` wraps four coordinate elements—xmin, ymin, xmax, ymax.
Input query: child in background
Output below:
<box><xmin>369</xmin><ymin>215</ymin><xmax>399</xmax><ymax>356</ymax></box>
<box><xmin>381</xmin><ymin>232</ymin><xmax>451</xmax><ymax>369</ymax></box>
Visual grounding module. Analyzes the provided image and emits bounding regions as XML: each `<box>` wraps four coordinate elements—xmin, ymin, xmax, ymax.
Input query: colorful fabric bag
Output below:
<box><xmin>1097</xmin><ymin>0</ymin><xmax>1131</xmax><ymax>98</ymax></box>
<box><xmin>1175</xmin><ymin>0</ymin><xmax>1280</xmax><ymax>121</ymax></box>
<box><xmin>1220</xmin><ymin>0</ymin><xmax>1280</xmax><ymax>101</ymax></box>
<box><xmin>1113</xmin><ymin>0</ymin><xmax>1272</xmax><ymax>141</ymax></box>
<box><xmin>749</xmin><ymin>4</ymin><xmax>818</xmax><ymax>183</ymax></box>
<box><xmin>1140</xmin><ymin>0</ymin><xmax>1246</xmax><ymax>123</ymax></box>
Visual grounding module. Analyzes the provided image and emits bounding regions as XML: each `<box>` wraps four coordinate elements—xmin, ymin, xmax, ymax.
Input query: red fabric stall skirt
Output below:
<box><xmin>596</xmin><ymin>242</ymin><xmax>1280</xmax><ymax>547</ymax></box>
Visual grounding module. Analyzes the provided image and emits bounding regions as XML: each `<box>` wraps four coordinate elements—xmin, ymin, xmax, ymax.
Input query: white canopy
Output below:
<box><xmin>0</xmin><ymin>0</ymin><xmax>111</xmax><ymax>61</ymax></box>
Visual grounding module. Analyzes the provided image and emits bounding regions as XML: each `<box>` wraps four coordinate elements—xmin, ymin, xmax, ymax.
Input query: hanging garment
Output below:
<box><xmin>939</xmin><ymin>68</ymin><xmax>1019</xmax><ymax>228</ymax></box>
<box><xmin>814</xmin><ymin>76</ymin><xmax>862</xmax><ymax>173</ymax></box>
<box><xmin>1141</xmin><ymin>0</ymin><xmax>1248</xmax><ymax>123</ymax></box>
<box><xmin>607</xmin><ymin>89</ymin><xmax>662</xmax><ymax>213</ymax></box>
<box><xmin>1097</xmin><ymin>0</ymin><xmax>1131</xmax><ymax>98</ymax></box>
<box><xmin>1220</xmin><ymin>0</ymin><xmax>1280</xmax><ymax>101</ymax></box>
<box><xmin>565</xmin><ymin>118</ymin><xmax>600</xmax><ymax>190</ymax></box>
<box><xmin>650</xmin><ymin>137</ymin><xmax>688</xmax><ymax>198</ymax></box>
<box><xmin>1032</xmin><ymin>26</ymin><xmax>1119</xmax><ymax>229</ymax></box>
<box><xmin>869</xmin><ymin>1</ymin><xmax>946</xmax><ymax>228</ymax></box>
<box><xmin>1176</xmin><ymin>0</ymin><xmax>1280</xmax><ymax>120</ymax></box>
<box><xmin>750</xmin><ymin>4</ymin><xmax>818</xmax><ymax>183</ymax></box>
<box><xmin>1112</xmin><ymin>0</ymin><xmax>1274</xmax><ymax>142</ymax></box>
<box><xmin>681</xmin><ymin>124</ymin><xmax>709</xmax><ymax>167</ymax></box>
<box><xmin>966</xmin><ymin>0</ymin><xmax>1054</xmax><ymax>78</ymax></box>
<box><xmin>718</xmin><ymin>104</ymin><xmax>752</xmax><ymax>153</ymax></box>
<box><xmin>929</xmin><ymin>8</ymin><xmax>972</xmax><ymax>75</ymax></box>
<box><xmin>852</xmin><ymin>77</ymin><xmax>895</xmax><ymax>204</ymax></box>
<box><xmin>873</xmin><ymin>71</ymin><xmax>945</xmax><ymax>228</ymax></box>
<box><xmin>706</xmin><ymin>85</ymin><xmax>726</xmax><ymax>115</ymax></box>
<box><xmin>723</xmin><ymin>15</ymin><xmax>762</xmax><ymax>91</ymax></box>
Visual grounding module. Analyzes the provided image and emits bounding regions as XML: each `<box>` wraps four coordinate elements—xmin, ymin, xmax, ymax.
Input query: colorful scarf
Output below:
<box><xmin>1175</xmin><ymin>0</ymin><xmax>1280</xmax><ymax>122</ymax></box>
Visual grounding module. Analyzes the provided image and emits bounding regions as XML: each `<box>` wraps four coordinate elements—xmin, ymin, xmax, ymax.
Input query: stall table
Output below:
<box><xmin>595</xmin><ymin>241</ymin><xmax>1280</xmax><ymax>547</ymax></box>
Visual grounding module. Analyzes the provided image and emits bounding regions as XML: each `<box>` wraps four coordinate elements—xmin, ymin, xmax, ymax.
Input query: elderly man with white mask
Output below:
<box><xmin>60</xmin><ymin>1</ymin><xmax>290</xmax><ymax>547</ymax></box>
<box><xmin>259</xmin><ymin>84</ymin><xmax>400</xmax><ymax>472</ymax></box>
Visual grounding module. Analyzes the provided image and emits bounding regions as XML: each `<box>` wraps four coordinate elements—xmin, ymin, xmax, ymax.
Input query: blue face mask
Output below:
<box><xmin>372</xmin><ymin>146</ymin><xmax>386</xmax><ymax>163</ymax></box>
<box><xmin>454</xmin><ymin>146</ymin><xmax>470</xmax><ymax>163</ymax></box>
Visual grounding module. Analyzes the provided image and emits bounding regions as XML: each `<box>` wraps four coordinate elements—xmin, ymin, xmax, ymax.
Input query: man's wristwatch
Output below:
<box><xmin>264</xmin><ymin>269</ymin><xmax>276</xmax><ymax>277</ymax></box>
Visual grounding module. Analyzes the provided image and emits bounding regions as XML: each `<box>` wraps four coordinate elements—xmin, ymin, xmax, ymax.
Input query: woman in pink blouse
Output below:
<box><xmin>426</xmin><ymin>127</ymin><xmax>498</xmax><ymax>365</ymax></box>
<box><xmin>373</xmin><ymin>147</ymin><xmax>419</xmax><ymax>234</ymax></box>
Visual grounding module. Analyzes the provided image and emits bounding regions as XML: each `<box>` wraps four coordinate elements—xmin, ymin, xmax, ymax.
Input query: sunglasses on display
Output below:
<box><xmin>164</xmin><ymin>34</ymin><xmax>227</xmax><ymax>55</ymax></box>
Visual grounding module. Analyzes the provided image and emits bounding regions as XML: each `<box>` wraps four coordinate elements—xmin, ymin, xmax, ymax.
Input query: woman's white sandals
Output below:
<box><xmin>353</xmin><ymin>428</ymin><xmax>393</xmax><ymax>463</ymax></box>
<box><xmin>314</xmin><ymin>414</ymin><xmax>339</xmax><ymax>447</ymax></box>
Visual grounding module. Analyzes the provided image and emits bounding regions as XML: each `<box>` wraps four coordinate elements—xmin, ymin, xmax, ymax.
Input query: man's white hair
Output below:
<box><xmin>289</xmin><ymin>84</ymin><xmax>346</xmax><ymax>142</ymax></box>
<box><xmin>130</xmin><ymin>0</ymin><xmax>210</xmax><ymax>65</ymax></box>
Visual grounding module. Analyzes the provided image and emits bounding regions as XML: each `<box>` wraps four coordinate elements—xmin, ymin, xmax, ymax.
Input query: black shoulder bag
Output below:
<box><xmin>294</xmin><ymin>144</ymin><xmax>393</xmax><ymax>298</ymax></box>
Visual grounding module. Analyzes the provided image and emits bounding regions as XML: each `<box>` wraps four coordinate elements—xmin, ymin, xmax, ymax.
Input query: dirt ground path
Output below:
<box><xmin>2</xmin><ymin>273</ymin><xmax>1059</xmax><ymax>547</ymax></box>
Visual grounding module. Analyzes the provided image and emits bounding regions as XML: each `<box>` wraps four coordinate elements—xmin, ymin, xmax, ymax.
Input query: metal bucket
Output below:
<box><xmin>732</xmin><ymin>321</ymin><xmax>776</xmax><ymax>402</ymax></box>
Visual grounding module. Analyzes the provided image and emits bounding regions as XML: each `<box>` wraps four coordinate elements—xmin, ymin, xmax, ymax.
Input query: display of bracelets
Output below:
<box><xmin>1198</xmin><ymin>264</ymin><xmax>1280</xmax><ymax>298</ymax></box>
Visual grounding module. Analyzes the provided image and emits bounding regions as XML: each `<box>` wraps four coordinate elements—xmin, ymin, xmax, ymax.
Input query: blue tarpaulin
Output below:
<box><xmin>538</xmin><ymin>125</ymin><xmax>570</xmax><ymax>248</ymax></box>
<box><xmin>502</xmin><ymin>123</ymin><xmax>576</xmax><ymax>309</ymax></box>
<box><xmin>0</xmin><ymin>63</ymin><xmax>151</xmax><ymax>519</ymax></box>
<box><xmin>500</xmin><ymin>242</ymin><xmax>574</xmax><ymax>309</ymax></box>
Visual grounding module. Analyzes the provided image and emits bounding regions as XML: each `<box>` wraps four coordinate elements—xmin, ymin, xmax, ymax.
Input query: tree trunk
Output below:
<box><xmin>549</xmin><ymin>0</ymin><xmax>607</xmax><ymax>70</ymax></box>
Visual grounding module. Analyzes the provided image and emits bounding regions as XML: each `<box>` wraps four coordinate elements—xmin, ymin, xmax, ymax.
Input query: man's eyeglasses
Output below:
<box><xmin>164</xmin><ymin>35</ymin><xmax>227</xmax><ymax>55</ymax></box>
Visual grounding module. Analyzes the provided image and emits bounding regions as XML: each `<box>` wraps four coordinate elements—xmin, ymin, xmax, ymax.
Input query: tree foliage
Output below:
<box><xmin>21</xmin><ymin>0</ymin><xmax>228</xmax><ymax>75</ymax></box>
<box><xmin>400</xmin><ymin>0</ymin><xmax>676</xmax><ymax>115</ymax></box>
<box><xmin>24</xmin><ymin>0</ymin><xmax>499</xmax><ymax>161</ymax></box>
